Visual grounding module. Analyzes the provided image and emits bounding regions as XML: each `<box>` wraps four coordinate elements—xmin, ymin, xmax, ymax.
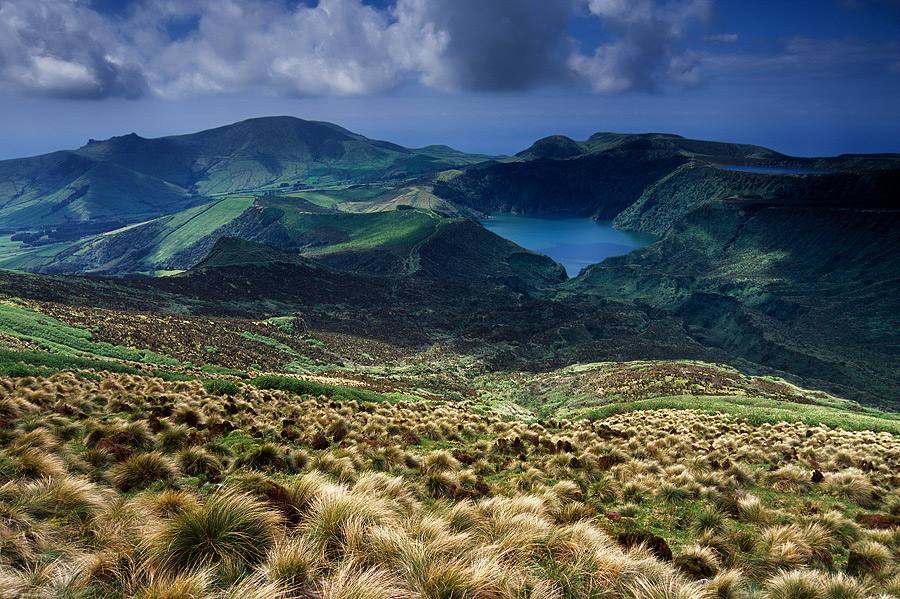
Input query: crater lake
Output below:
<box><xmin>479</xmin><ymin>213</ymin><xmax>658</xmax><ymax>278</ymax></box>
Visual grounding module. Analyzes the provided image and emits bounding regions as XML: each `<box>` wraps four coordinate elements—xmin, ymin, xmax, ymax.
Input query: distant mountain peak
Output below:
<box><xmin>516</xmin><ymin>135</ymin><xmax>584</xmax><ymax>160</ymax></box>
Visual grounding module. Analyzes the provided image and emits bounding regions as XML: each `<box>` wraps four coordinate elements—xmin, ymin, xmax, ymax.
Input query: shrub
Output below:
<box><xmin>846</xmin><ymin>540</ymin><xmax>892</xmax><ymax>576</ymax></box>
<box><xmin>175</xmin><ymin>448</ymin><xmax>223</xmax><ymax>478</ymax></box>
<box><xmin>304</xmin><ymin>491</ymin><xmax>393</xmax><ymax>559</ymax></box>
<box><xmin>674</xmin><ymin>544</ymin><xmax>721</xmax><ymax>580</ymax></box>
<box><xmin>203</xmin><ymin>379</ymin><xmax>240</xmax><ymax>396</ymax></box>
<box><xmin>625</xmin><ymin>572</ymin><xmax>710</xmax><ymax>599</ymax></box>
<box><xmin>768</xmin><ymin>465</ymin><xmax>812</xmax><ymax>493</ymax></box>
<box><xmin>234</xmin><ymin>442</ymin><xmax>287</xmax><ymax>472</ymax></box>
<box><xmin>822</xmin><ymin>572</ymin><xmax>867</xmax><ymax>599</ymax></box>
<box><xmin>18</xmin><ymin>475</ymin><xmax>108</xmax><ymax>521</ymax></box>
<box><xmin>398</xmin><ymin>541</ymin><xmax>491</xmax><ymax>599</ymax></box>
<box><xmin>823</xmin><ymin>470</ymin><xmax>877</xmax><ymax>508</ymax></box>
<box><xmin>422</xmin><ymin>450</ymin><xmax>462</xmax><ymax>475</ymax></box>
<box><xmin>141</xmin><ymin>489</ymin><xmax>201</xmax><ymax>519</ymax></box>
<box><xmin>131</xmin><ymin>570</ymin><xmax>211</xmax><ymax>599</ymax></box>
<box><xmin>157</xmin><ymin>425</ymin><xmax>192</xmax><ymax>453</ymax></box>
<box><xmin>707</xmin><ymin>569</ymin><xmax>748</xmax><ymax>599</ymax></box>
<box><xmin>694</xmin><ymin>505</ymin><xmax>726</xmax><ymax>535</ymax></box>
<box><xmin>736</xmin><ymin>494</ymin><xmax>768</xmax><ymax>525</ymax></box>
<box><xmin>809</xmin><ymin>510</ymin><xmax>861</xmax><ymax>546</ymax></box>
<box><xmin>3</xmin><ymin>446</ymin><xmax>67</xmax><ymax>479</ymax></box>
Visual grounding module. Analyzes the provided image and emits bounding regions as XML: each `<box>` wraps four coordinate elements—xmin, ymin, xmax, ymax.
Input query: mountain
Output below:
<box><xmin>0</xmin><ymin>195</ymin><xmax>568</xmax><ymax>286</ymax></box>
<box><xmin>0</xmin><ymin>116</ymin><xmax>494</xmax><ymax>235</ymax></box>
<box><xmin>0</xmin><ymin>236</ymin><xmax>722</xmax><ymax>371</ymax></box>
<box><xmin>0</xmin><ymin>121</ymin><xmax>898</xmax><ymax>407</ymax></box>
<box><xmin>569</xmin><ymin>196</ymin><xmax>900</xmax><ymax>408</ymax></box>
<box><xmin>2</xmin><ymin>124</ymin><xmax>900</xmax><ymax>599</ymax></box>
<box><xmin>432</xmin><ymin>132</ymin><xmax>900</xmax><ymax>233</ymax></box>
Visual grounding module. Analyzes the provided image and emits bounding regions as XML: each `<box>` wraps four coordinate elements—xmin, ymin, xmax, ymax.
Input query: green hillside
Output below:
<box><xmin>0</xmin><ymin>116</ymin><xmax>494</xmax><ymax>240</ymax></box>
<box><xmin>0</xmin><ymin>153</ymin><xmax>198</xmax><ymax>231</ymax></box>
<box><xmin>0</xmin><ymin>122</ymin><xmax>898</xmax><ymax>408</ymax></box>
<box><xmin>569</xmin><ymin>200</ymin><xmax>900</xmax><ymax>408</ymax></box>
<box><xmin>0</xmin><ymin>192</ymin><xmax>568</xmax><ymax>287</ymax></box>
<box><xmin>434</xmin><ymin>132</ymin><xmax>900</xmax><ymax>234</ymax></box>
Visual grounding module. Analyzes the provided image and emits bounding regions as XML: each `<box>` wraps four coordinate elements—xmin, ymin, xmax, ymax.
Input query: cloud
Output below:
<box><xmin>141</xmin><ymin>0</ymin><xmax>406</xmax><ymax>96</ymax></box>
<box><xmin>570</xmin><ymin>0</ymin><xmax>714</xmax><ymax>93</ymax></box>
<box><xmin>0</xmin><ymin>0</ymin><xmax>147</xmax><ymax>98</ymax></box>
<box><xmin>698</xmin><ymin>35</ymin><xmax>900</xmax><ymax>81</ymax></box>
<box><xmin>391</xmin><ymin>0</ymin><xmax>575</xmax><ymax>91</ymax></box>
<box><xmin>0</xmin><ymin>0</ymin><xmax>713</xmax><ymax>99</ymax></box>
<box><xmin>705</xmin><ymin>33</ymin><xmax>739</xmax><ymax>44</ymax></box>
<box><xmin>139</xmin><ymin>0</ymin><xmax>577</xmax><ymax>96</ymax></box>
<box><xmin>6</xmin><ymin>0</ymin><xmax>888</xmax><ymax>103</ymax></box>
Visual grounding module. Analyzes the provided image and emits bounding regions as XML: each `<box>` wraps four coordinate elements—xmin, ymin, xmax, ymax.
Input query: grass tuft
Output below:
<box><xmin>143</xmin><ymin>490</ymin><xmax>282</xmax><ymax>574</ymax></box>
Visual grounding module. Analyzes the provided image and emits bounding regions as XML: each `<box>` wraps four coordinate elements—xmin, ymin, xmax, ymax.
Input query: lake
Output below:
<box><xmin>479</xmin><ymin>213</ymin><xmax>658</xmax><ymax>278</ymax></box>
<box><xmin>716</xmin><ymin>166</ymin><xmax>835</xmax><ymax>174</ymax></box>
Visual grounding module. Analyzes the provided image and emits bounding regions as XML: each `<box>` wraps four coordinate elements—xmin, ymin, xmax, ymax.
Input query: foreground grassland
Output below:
<box><xmin>1</xmin><ymin>367</ymin><xmax>900</xmax><ymax>599</ymax></box>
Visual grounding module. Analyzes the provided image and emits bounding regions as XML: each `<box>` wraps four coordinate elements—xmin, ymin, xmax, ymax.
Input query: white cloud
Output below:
<box><xmin>143</xmin><ymin>0</ymin><xmax>576</xmax><ymax>96</ymax></box>
<box><xmin>572</xmin><ymin>0</ymin><xmax>714</xmax><ymax>93</ymax></box>
<box><xmin>0</xmin><ymin>0</ymin><xmax>146</xmax><ymax>98</ymax></box>
<box><xmin>0</xmin><ymin>0</ymin><xmax>715</xmax><ymax>98</ymax></box>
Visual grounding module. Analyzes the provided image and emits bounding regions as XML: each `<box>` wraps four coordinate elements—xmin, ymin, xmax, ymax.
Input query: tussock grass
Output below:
<box><xmin>763</xmin><ymin>569</ymin><xmax>826</xmax><ymax>599</ymax></box>
<box><xmin>142</xmin><ymin>490</ymin><xmax>281</xmax><ymax>574</ymax></box>
<box><xmin>0</xmin><ymin>370</ymin><xmax>899</xmax><ymax>598</ymax></box>
<box><xmin>112</xmin><ymin>451</ymin><xmax>179</xmax><ymax>491</ymax></box>
<box><xmin>259</xmin><ymin>536</ymin><xmax>322</xmax><ymax>594</ymax></box>
<box><xmin>318</xmin><ymin>563</ymin><xmax>411</xmax><ymax>599</ymax></box>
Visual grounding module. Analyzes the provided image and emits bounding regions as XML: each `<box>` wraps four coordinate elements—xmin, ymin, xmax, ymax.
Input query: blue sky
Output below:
<box><xmin>0</xmin><ymin>0</ymin><xmax>897</xmax><ymax>159</ymax></box>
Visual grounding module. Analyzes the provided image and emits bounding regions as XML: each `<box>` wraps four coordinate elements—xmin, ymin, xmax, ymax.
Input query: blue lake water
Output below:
<box><xmin>716</xmin><ymin>166</ymin><xmax>835</xmax><ymax>174</ymax></box>
<box><xmin>479</xmin><ymin>213</ymin><xmax>658</xmax><ymax>278</ymax></box>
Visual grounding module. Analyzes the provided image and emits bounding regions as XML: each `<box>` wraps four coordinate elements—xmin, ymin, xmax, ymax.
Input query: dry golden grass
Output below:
<box><xmin>0</xmin><ymin>371</ymin><xmax>898</xmax><ymax>598</ymax></box>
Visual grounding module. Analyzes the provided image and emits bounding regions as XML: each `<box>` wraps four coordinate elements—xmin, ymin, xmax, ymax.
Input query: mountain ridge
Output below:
<box><xmin>0</xmin><ymin>116</ymin><xmax>494</xmax><ymax>235</ymax></box>
<box><xmin>0</xmin><ymin>118</ymin><xmax>898</xmax><ymax>406</ymax></box>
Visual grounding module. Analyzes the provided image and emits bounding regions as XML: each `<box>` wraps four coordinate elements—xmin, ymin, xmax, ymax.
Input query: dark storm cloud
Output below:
<box><xmin>394</xmin><ymin>0</ymin><xmax>576</xmax><ymax>91</ymax></box>
<box><xmin>0</xmin><ymin>0</ymin><xmax>148</xmax><ymax>98</ymax></box>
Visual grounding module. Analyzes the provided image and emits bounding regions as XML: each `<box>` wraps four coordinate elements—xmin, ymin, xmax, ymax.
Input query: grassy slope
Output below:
<box><xmin>0</xmin><ymin>194</ymin><xmax>466</xmax><ymax>276</ymax></box>
<box><xmin>0</xmin><ymin>152</ymin><xmax>197</xmax><ymax>229</ymax></box>
<box><xmin>0</xmin><ymin>245</ymin><xmax>897</xmax><ymax>595</ymax></box>
<box><xmin>615</xmin><ymin>164</ymin><xmax>900</xmax><ymax>235</ymax></box>
<box><xmin>0</xmin><ymin>355</ymin><xmax>899</xmax><ymax>597</ymax></box>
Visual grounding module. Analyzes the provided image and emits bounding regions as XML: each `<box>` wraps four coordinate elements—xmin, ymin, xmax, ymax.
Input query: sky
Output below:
<box><xmin>0</xmin><ymin>0</ymin><xmax>898</xmax><ymax>160</ymax></box>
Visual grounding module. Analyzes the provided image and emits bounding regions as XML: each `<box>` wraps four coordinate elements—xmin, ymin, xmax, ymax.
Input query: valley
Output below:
<box><xmin>0</xmin><ymin>117</ymin><xmax>898</xmax><ymax>598</ymax></box>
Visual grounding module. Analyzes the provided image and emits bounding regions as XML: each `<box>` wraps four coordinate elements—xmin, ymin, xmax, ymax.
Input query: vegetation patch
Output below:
<box><xmin>0</xmin><ymin>369</ymin><xmax>898</xmax><ymax>598</ymax></box>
